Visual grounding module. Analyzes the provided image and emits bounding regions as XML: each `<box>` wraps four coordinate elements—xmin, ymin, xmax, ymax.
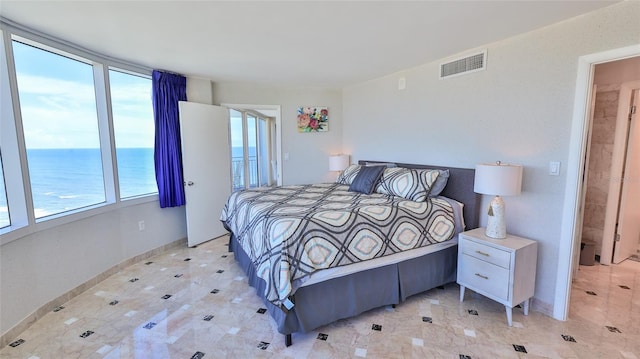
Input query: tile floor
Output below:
<box><xmin>1</xmin><ymin>236</ymin><xmax>638</xmax><ymax>358</ymax></box>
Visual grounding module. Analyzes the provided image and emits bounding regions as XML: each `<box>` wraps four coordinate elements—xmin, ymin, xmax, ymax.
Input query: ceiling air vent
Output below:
<box><xmin>440</xmin><ymin>50</ymin><xmax>487</xmax><ymax>79</ymax></box>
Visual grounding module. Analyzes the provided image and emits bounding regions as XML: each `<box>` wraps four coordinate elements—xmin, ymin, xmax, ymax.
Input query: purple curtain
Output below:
<box><xmin>152</xmin><ymin>70</ymin><xmax>187</xmax><ymax>208</ymax></box>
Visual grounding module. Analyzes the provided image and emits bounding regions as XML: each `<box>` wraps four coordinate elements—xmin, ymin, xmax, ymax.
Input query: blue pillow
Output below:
<box><xmin>349</xmin><ymin>165</ymin><xmax>385</xmax><ymax>194</ymax></box>
<box><xmin>427</xmin><ymin>169</ymin><xmax>450</xmax><ymax>197</ymax></box>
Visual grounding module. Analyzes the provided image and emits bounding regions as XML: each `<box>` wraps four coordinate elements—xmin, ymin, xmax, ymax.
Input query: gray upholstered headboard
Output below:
<box><xmin>359</xmin><ymin>161</ymin><xmax>480</xmax><ymax>230</ymax></box>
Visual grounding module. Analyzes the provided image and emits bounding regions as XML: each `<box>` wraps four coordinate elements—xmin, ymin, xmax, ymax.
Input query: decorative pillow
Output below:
<box><xmin>375</xmin><ymin>167</ymin><xmax>440</xmax><ymax>202</ymax></box>
<box><xmin>349</xmin><ymin>165</ymin><xmax>385</xmax><ymax>194</ymax></box>
<box><xmin>425</xmin><ymin>169</ymin><xmax>450</xmax><ymax>197</ymax></box>
<box><xmin>336</xmin><ymin>164</ymin><xmax>361</xmax><ymax>185</ymax></box>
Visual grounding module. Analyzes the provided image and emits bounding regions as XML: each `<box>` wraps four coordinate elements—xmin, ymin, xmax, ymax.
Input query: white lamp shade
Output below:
<box><xmin>329</xmin><ymin>154</ymin><xmax>350</xmax><ymax>172</ymax></box>
<box><xmin>474</xmin><ymin>162</ymin><xmax>523</xmax><ymax>196</ymax></box>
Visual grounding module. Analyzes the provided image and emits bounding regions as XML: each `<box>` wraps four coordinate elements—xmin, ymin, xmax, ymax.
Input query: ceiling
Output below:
<box><xmin>0</xmin><ymin>1</ymin><xmax>620</xmax><ymax>88</ymax></box>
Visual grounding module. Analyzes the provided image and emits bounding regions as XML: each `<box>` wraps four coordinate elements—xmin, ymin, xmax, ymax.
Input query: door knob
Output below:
<box><xmin>187</xmin><ymin>181</ymin><xmax>194</xmax><ymax>186</ymax></box>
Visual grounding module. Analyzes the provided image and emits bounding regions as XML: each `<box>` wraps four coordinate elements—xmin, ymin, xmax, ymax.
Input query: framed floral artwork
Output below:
<box><xmin>297</xmin><ymin>107</ymin><xmax>328</xmax><ymax>132</ymax></box>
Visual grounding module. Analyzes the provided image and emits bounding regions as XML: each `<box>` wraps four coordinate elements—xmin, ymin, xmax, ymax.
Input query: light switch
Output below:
<box><xmin>284</xmin><ymin>152</ymin><xmax>289</xmax><ymax>161</ymax></box>
<box><xmin>398</xmin><ymin>77</ymin><xmax>406</xmax><ymax>90</ymax></box>
<box><xmin>549</xmin><ymin>161</ymin><xmax>560</xmax><ymax>176</ymax></box>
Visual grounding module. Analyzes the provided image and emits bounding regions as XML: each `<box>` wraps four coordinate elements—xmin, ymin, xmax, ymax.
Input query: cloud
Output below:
<box><xmin>110</xmin><ymin>81</ymin><xmax>151</xmax><ymax>103</ymax></box>
<box><xmin>17</xmin><ymin>73</ymin><xmax>153</xmax><ymax>149</ymax></box>
<box><xmin>17</xmin><ymin>74</ymin><xmax>96</xmax><ymax>102</ymax></box>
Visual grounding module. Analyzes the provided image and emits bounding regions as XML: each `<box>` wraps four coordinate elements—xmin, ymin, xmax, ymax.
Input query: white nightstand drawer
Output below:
<box><xmin>458</xmin><ymin>254</ymin><xmax>509</xmax><ymax>301</ymax></box>
<box><xmin>460</xmin><ymin>238</ymin><xmax>511</xmax><ymax>269</ymax></box>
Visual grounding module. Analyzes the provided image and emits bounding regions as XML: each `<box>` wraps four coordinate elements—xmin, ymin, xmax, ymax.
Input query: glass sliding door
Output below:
<box><xmin>258</xmin><ymin>118</ymin><xmax>270</xmax><ymax>187</ymax></box>
<box><xmin>229</xmin><ymin>109</ymin><xmax>275</xmax><ymax>190</ymax></box>
<box><xmin>246</xmin><ymin>114</ymin><xmax>258</xmax><ymax>188</ymax></box>
<box><xmin>229</xmin><ymin>109</ymin><xmax>245</xmax><ymax>191</ymax></box>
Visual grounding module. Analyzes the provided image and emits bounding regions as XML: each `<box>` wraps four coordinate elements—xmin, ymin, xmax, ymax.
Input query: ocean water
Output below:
<box><xmin>232</xmin><ymin>146</ymin><xmax>256</xmax><ymax>159</ymax></box>
<box><xmin>0</xmin><ymin>147</ymin><xmax>255</xmax><ymax>226</ymax></box>
<box><xmin>23</xmin><ymin>148</ymin><xmax>156</xmax><ymax>219</ymax></box>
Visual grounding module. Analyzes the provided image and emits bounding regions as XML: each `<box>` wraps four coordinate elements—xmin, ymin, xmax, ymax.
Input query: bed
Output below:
<box><xmin>220</xmin><ymin>161</ymin><xmax>479</xmax><ymax>346</ymax></box>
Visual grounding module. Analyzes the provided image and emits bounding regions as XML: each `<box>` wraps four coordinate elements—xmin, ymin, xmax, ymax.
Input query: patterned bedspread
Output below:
<box><xmin>220</xmin><ymin>183</ymin><xmax>455</xmax><ymax>307</ymax></box>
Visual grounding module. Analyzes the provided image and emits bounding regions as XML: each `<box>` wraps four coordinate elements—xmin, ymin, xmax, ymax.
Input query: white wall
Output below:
<box><xmin>0</xmin><ymin>201</ymin><xmax>187</xmax><ymax>336</ymax></box>
<box><xmin>186</xmin><ymin>77</ymin><xmax>214</xmax><ymax>105</ymax></box>
<box><xmin>342</xmin><ymin>1</ymin><xmax>640</xmax><ymax>314</ymax></box>
<box><xmin>212</xmin><ymin>83</ymin><xmax>343</xmax><ymax>185</ymax></box>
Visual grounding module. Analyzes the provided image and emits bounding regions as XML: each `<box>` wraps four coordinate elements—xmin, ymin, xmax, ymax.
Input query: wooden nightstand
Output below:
<box><xmin>457</xmin><ymin>227</ymin><xmax>537</xmax><ymax>326</ymax></box>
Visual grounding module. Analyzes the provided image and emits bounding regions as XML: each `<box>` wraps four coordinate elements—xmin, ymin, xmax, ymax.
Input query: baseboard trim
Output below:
<box><xmin>531</xmin><ymin>297</ymin><xmax>554</xmax><ymax>317</ymax></box>
<box><xmin>0</xmin><ymin>237</ymin><xmax>187</xmax><ymax>348</ymax></box>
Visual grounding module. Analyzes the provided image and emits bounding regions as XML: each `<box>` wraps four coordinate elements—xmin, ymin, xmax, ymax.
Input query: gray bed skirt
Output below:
<box><xmin>228</xmin><ymin>233</ymin><xmax>458</xmax><ymax>336</ymax></box>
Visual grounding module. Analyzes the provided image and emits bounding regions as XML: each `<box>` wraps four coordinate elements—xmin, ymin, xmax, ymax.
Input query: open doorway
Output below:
<box><xmin>555</xmin><ymin>45</ymin><xmax>640</xmax><ymax>322</ymax></box>
<box><xmin>581</xmin><ymin>58</ymin><xmax>640</xmax><ymax>266</ymax></box>
<box><xmin>222</xmin><ymin>103</ymin><xmax>283</xmax><ymax>190</ymax></box>
<box><xmin>229</xmin><ymin>108</ymin><xmax>277</xmax><ymax>190</ymax></box>
<box><xmin>557</xmin><ymin>50</ymin><xmax>640</xmax><ymax>322</ymax></box>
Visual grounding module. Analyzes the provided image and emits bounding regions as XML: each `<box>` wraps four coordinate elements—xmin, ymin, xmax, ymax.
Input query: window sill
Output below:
<box><xmin>0</xmin><ymin>193</ymin><xmax>159</xmax><ymax>246</ymax></box>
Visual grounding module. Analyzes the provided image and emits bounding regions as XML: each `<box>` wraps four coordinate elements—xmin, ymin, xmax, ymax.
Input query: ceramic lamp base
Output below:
<box><xmin>486</xmin><ymin>195</ymin><xmax>506</xmax><ymax>239</ymax></box>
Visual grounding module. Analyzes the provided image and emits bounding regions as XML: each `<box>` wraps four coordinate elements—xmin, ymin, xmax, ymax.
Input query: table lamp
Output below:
<box><xmin>329</xmin><ymin>154</ymin><xmax>350</xmax><ymax>174</ymax></box>
<box><xmin>474</xmin><ymin>161</ymin><xmax>523</xmax><ymax>239</ymax></box>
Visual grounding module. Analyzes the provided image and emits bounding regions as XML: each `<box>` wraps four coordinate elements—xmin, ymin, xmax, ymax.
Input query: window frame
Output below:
<box><xmin>108</xmin><ymin>67</ymin><xmax>157</xmax><ymax>200</ymax></box>
<box><xmin>13</xmin><ymin>38</ymin><xmax>111</xmax><ymax>218</ymax></box>
<box><xmin>0</xmin><ymin>19</ymin><xmax>158</xmax><ymax>245</ymax></box>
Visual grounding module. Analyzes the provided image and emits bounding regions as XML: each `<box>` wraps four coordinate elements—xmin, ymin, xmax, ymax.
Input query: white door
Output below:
<box><xmin>613</xmin><ymin>89</ymin><xmax>640</xmax><ymax>263</ymax></box>
<box><xmin>179</xmin><ymin>101</ymin><xmax>231</xmax><ymax>247</ymax></box>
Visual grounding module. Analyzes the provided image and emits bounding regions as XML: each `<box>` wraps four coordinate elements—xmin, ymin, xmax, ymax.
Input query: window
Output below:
<box><xmin>13</xmin><ymin>40</ymin><xmax>105</xmax><ymax>219</ymax></box>
<box><xmin>0</xmin><ymin>153</ymin><xmax>9</xmax><ymax>228</ymax></box>
<box><xmin>109</xmin><ymin>69</ymin><xmax>157</xmax><ymax>198</ymax></box>
<box><xmin>229</xmin><ymin>109</ymin><xmax>275</xmax><ymax>190</ymax></box>
<box><xmin>1</xmin><ymin>22</ymin><xmax>159</xmax><ymax>240</ymax></box>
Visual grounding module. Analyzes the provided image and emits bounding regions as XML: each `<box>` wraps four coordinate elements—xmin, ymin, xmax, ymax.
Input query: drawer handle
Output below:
<box><xmin>475</xmin><ymin>250</ymin><xmax>490</xmax><ymax>257</ymax></box>
<box><xmin>475</xmin><ymin>273</ymin><xmax>489</xmax><ymax>280</ymax></box>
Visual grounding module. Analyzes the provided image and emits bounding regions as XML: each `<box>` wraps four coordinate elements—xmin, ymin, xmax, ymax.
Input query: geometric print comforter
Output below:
<box><xmin>220</xmin><ymin>183</ymin><xmax>455</xmax><ymax>307</ymax></box>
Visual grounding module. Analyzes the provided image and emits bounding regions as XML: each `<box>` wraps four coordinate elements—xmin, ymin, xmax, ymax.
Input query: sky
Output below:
<box><xmin>12</xmin><ymin>39</ymin><xmax>249</xmax><ymax>152</ymax></box>
<box><xmin>2</xmin><ymin>40</ymin><xmax>254</xmax><ymax>227</ymax></box>
<box><xmin>229</xmin><ymin>109</ymin><xmax>257</xmax><ymax>151</ymax></box>
<box><xmin>12</xmin><ymin>40</ymin><xmax>154</xmax><ymax>149</ymax></box>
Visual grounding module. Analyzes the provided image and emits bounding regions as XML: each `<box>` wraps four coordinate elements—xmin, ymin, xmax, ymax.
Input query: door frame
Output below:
<box><xmin>571</xmin><ymin>83</ymin><xmax>597</xmax><ymax>281</ymax></box>
<box><xmin>555</xmin><ymin>44</ymin><xmax>640</xmax><ymax>321</ymax></box>
<box><xmin>601</xmin><ymin>81</ymin><xmax>640</xmax><ymax>264</ymax></box>
<box><xmin>223</xmin><ymin>103</ymin><xmax>283</xmax><ymax>186</ymax></box>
